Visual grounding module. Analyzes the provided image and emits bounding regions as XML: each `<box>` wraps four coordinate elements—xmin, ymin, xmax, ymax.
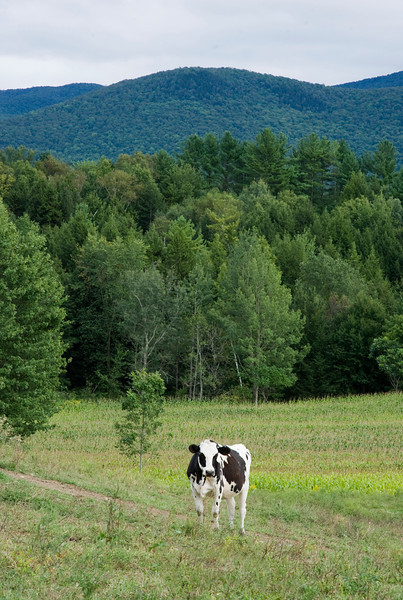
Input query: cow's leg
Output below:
<box><xmin>212</xmin><ymin>491</ymin><xmax>222</xmax><ymax>530</ymax></box>
<box><xmin>193</xmin><ymin>492</ymin><xmax>204</xmax><ymax>524</ymax></box>
<box><xmin>238</xmin><ymin>485</ymin><xmax>249</xmax><ymax>535</ymax></box>
<box><xmin>226</xmin><ymin>497</ymin><xmax>236</xmax><ymax>529</ymax></box>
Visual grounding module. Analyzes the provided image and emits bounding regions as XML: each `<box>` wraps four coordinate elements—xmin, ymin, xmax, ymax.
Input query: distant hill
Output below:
<box><xmin>336</xmin><ymin>71</ymin><xmax>403</xmax><ymax>89</ymax></box>
<box><xmin>0</xmin><ymin>67</ymin><xmax>401</xmax><ymax>162</ymax></box>
<box><xmin>0</xmin><ymin>83</ymin><xmax>103</xmax><ymax>119</ymax></box>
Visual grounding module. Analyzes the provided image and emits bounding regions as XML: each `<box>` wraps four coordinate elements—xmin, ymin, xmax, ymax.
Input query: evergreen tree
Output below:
<box><xmin>342</xmin><ymin>171</ymin><xmax>371</xmax><ymax>201</ymax></box>
<box><xmin>244</xmin><ymin>128</ymin><xmax>289</xmax><ymax>194</ymax></box>
<box><xmin>0</xmin><ymin>201</ymin><xmax>66</xmax><ymax>436</ymax></box>
<box><xmin>291</xmin><ymin>133</ymin><xmax>335</xmax><ymax>209</ymax></box>
<box><xmin>218</xmin><ymin>131</ymin><xmax>245</xmax><ymax>192</ymax></box>
<box><xmin>371</xmin><ymin>140</ymin><xmax>397</xmax><ymax>185</ymax></box>
<box><xmin>334</xmin><ymin>139</ymin><xmax>359</xmax><ymax>200</ymax></box>
<box><xmin>179</xmin><ymin>133</ymin><xmax>222</xmax><ymax>188</ymax></box>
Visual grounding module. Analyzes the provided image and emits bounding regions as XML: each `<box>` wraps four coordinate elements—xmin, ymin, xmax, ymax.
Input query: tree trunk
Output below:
<box><xmin>197</xmin><ymin>326</ymin><xmax>203</xmax><ymax>400</ymax></box>
<box><xmin>231</xmin><ymin>342</ymin><xmax>242</xmax><ymax>387</ymax></box>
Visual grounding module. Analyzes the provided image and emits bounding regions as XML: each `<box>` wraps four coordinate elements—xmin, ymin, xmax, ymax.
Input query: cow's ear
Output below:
<box><xmin>189</xmin><ymin>444</ymin><xmax>200</xmax><ymax>454</ymax></box>
<box><xmin>218</xmin><ymin>445</ymin><xmax>231</xmax><ymax>455</ymax></box>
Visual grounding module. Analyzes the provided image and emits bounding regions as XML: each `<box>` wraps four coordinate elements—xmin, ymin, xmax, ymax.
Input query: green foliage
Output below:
<box><xmin>0</xmin><ymin>83</ymin><xmax>102</xmax><ymax>118</ymax></box>
<box><xmin>371</xmin><ymin>140</ymin><xmax>398</xmax><ymax>184</ymax></box>
<box><xmin>293</xmin><ymin>253</ymin><xmax>387</xmax><ymax>396</ymax></box>
<box><xmin>115</xmin><ymin>369</ymin><xmax>165</xmax><ymax>472</ymax></box>
<box><xmin>217</xmin><ymin>232</ymin><xmax>305</xmax><ymax>402</ymax></box>
<box><xmin>337</xmin><ymin>70</ymin><xmax>403</xmax><ymax>88</ymax></box>
<box><xmin>0</xmin><ymin>119</ymin><xmax>401</xmax><ymax>401</ymax></box>
<box><xmin>0</xmin><ymin>201</ymin><xmax>66</xmax><ymax>436</ymax></box>
<box><xmin>0</xmin><ymin>68</ymin><xmax>402</xmax><ymax>161</ymax></box>
<box><xmin>68</xmin><ymin>231</ymin><xmax>146</xmax><ymax>392</ymax></box>
<box><xmin>271</xmin><ymin>231</ymin><xmax>316</xmax><ymax>289</ymax></box>
<box><xmin>163</xmin><ymin>216</ymin><xmax>205</xmax><ymax>279</ymax></box>
<box><xmin>239</xmin><ymin>182</ymin><xmax>314</xmax><ymax>242</ymax></box>
<box><xmin>118</xmin><ymin>266</ymin><xmax>187</xmax><ymax>379</ymax></box>
<box><xmin>327</xmin><ymin>195</ymin><xmax>403</xmax><ymax>282</ymax></box>
<box><xmin>291</xmin><ymin>133</ymin><xmax>336</xmax><ymax>209</ymax></box>
<box><xmin>244</xmin><ymin>128</ymin><xmax>289</xmax><ymax>193</ymax></box>
<box><xmin>370</xmin><ymin>315</ymin><xmax>403</xmax><ymax>390</ymax></box>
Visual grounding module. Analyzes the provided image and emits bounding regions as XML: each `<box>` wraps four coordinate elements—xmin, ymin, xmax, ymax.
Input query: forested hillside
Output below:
<box><xmin>1</xmin><ymin>128</ymin><xmax>401</xmax><ymax>407</ymax></box>
<box><xmin>0</xmin><ymin>67</ymin><xmax>402</xmax><ymax>161</ymax></box>
<box><xmin>0</xmin><ymin>83</ymin><xmax>102</xmax><ymax>119</ymax></box>
<box><xmin>337</xmin><ymin>71</ymin><xmax>403</xmax><ymax>89</ymax></box>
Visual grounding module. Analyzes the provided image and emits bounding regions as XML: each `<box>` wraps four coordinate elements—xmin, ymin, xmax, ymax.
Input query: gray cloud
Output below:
<box><xmin>0</xmin><ymin>0</ymin><xmax>401</xmax><ymax>89</ymax></box>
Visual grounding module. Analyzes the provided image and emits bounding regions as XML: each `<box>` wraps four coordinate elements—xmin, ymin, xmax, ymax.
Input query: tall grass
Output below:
<box><xmin>2</xmin><ymin>392</ymin><xmax>400</xmax><ymax>495</ymax></box>
<box><xmin>0</xmin><ymin>392</ymin><xmax>402</xmax><ymax>599</ymax></box>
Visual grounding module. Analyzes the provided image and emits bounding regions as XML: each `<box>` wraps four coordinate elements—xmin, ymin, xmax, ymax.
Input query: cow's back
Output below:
<box><xmin>221</xmin><ymin>444</ymin><xmax>251</xmax><ymax>498</ymax></box>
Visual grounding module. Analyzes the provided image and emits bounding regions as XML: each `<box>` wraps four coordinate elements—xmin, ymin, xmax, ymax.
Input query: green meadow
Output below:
<box><xmin>0</xmin><ymin>392</ymin><xmax>402</xmax><ymax>599</ymax></box>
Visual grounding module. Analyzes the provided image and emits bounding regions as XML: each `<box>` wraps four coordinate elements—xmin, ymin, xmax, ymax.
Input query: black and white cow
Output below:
<box><xmin>187</xmin><ymin>439</ymin><xmax>251</xmax><ymax>534</ymax></box>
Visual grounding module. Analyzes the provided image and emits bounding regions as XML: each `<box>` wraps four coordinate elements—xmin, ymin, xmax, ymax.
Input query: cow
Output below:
<box><xmin>187</xmin><ymin>439</ymin><xmax>251</xmax><ymax>534</ymax></box>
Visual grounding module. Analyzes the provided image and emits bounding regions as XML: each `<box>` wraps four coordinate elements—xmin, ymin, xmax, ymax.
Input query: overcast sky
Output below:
<box><xmin>0</xmin><ymin>0</ymin><xmax>401</xmax><ymax>90</ymax></box>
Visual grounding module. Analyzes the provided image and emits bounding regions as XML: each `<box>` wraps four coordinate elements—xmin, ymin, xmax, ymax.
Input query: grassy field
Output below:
<box><xmin>0</xmin><ymin>392</ymin><xmax>402</xmax><ymax>599</ymax></box>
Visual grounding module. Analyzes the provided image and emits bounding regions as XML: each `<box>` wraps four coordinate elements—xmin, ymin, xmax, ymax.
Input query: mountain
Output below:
<box><xmin>0</xmin><ymin>67</ymin><xmax>401</xmax><ymax>162</ymax></box>
<box><xmin>0</xmin><ymin>83</ymin><xmax>103</xmax><ymax>119</ymax></box>
<box><xmin>336</xmin><ymin>71</ymin><xmax>403</xmax><ymax>89</ymax></box>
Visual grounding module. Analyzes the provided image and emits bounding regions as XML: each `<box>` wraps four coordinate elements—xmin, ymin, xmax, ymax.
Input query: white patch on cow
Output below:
<box><xmin>198</xmin><ymin>439</ymin><xmax>219</xmax><ymax>477</ymax></box>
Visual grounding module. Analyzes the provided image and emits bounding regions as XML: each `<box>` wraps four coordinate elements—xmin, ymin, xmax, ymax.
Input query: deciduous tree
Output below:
<box><xmin>217</xmin><ymin>232</ymin><xmax>305</xmax><ymax>403</ymax></box>
<box><xmin>115</xmin><ymin>369</ymin><xmax>165</xmax><ymax>472</ymax></box>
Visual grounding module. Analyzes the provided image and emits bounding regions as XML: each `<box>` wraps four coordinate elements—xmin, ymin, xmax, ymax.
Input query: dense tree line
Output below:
<box><xmin>1</xmin><ymin>129</ymin><xmax>402</xmax><ymax>424</ymax></box>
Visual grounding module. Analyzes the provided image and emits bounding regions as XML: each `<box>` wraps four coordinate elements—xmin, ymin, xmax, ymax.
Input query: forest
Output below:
<box><xmin>0</xmin><ymin>83</ymin><xmax>101</xmax><ymax>119</ymax></box>
<box><xmin>0</xmin><ymin>127</ymin><xmax>402</xmax><ymax>435</ymax></box>
<box><xmin>0</xmin><ymin>67</ymin><xmax>402</xmax><ymax>161</ymax></box>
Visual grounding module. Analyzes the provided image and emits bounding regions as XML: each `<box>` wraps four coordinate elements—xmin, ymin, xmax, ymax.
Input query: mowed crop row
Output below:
<box><xmin>1</xmin><ymin>392</ymin><xmax>401</xmax><ymax>498</ymax></box>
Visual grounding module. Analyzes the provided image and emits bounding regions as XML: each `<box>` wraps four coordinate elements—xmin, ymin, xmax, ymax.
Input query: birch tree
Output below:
<box><xmin>217</xmin><ymin>231</ymin><xmax>305</xmax><ymax>403</ymax></box>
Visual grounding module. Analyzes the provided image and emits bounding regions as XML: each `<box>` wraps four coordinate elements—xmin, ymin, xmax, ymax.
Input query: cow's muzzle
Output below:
<box><xmin>205</xmin><ymin>470</ymin><xmax>215</xmax><ymax>477</ymax></box>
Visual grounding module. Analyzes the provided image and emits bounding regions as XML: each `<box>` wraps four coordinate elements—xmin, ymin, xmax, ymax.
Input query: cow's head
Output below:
<box><xmin>189</xmin><ymin>439</ymin><xmax>231</xmax><ymax>478</ymax></box>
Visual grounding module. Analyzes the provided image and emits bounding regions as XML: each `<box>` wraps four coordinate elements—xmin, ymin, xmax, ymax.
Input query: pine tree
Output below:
<box><xmin>0</xmin><ymin>201</ymin><xmax>66</xmax><ymax>436</ymax></box>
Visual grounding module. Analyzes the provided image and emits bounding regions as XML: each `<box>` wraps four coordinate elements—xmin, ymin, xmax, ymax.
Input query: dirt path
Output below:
<box><xmin>0</xmin><ymin>468</ymin><xmax>295</xmax><ymax>544</ymax></box>
<box><xmin>0</xmin><ymin>467</ymin><xmax>177</xmax><ymax>520</ymax></box>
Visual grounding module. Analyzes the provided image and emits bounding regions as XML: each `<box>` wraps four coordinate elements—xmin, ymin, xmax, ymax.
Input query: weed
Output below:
<box><xmin>104</xmin><ymin>497</ymin><xmax>123</xmax><ymax>542</ymax></box>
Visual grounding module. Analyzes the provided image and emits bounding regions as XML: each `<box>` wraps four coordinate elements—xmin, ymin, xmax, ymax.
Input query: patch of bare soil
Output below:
<box><xmin>0</xmin><ymin>468</ymin><xmax>299</xmax><ymax>545</ymax></box>
<box><xmin>0</xmin><ymin>468</ymin><xmax>175</xmax><ymax>520</ymax></box>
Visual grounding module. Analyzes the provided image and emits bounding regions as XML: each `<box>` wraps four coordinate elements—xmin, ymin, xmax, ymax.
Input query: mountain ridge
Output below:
<box><xmin>0</xmin><ymin>67</ymin><xmax>401</xmax><ymax>162</ymax></box>
<box><xmin>0</xmin><ymin>83</ymin><xmax>102</xmax><ymax>119</ymax></box>
<box><xmin>335</xmin><ymin>70</ymin><xmax>403</xmax><ymax>89</ymax></box>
